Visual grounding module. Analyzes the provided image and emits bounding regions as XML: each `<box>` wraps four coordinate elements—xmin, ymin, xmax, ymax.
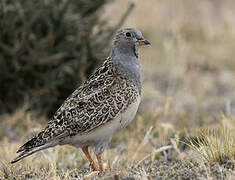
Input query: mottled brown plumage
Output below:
<box><xmin>16</xmin><ymin>57</ymin><xmax>138</xmax><ymax>152</ymax></box>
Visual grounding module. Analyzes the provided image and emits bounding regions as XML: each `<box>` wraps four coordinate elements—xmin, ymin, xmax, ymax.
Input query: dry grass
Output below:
<box><xmin>186</xmin><ymin>116</ymin><xmax>235</xmax><ymax>164</ymax></box>
<box><xmin>1</xmin><ymin>0</ymin><xmax>235</xmax><ymax>179</ymax></box>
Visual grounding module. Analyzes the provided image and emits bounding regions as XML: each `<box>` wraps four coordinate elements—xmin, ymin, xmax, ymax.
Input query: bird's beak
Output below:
<box><xmin>138</xmin><ymin>39</ymin><xmax>151</xmax><ymax>46</ymax></box>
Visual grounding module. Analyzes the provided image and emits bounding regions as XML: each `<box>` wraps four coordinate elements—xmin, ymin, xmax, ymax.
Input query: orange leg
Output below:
<box><xmin>96</xmin><ymin>153</ymin><xmax>105</xmax><ymax>171</ymax></box>
<box><xmin>82</xmin><ymin>146</ymin><xmax>98</xmax><ymax>171</ymax></box>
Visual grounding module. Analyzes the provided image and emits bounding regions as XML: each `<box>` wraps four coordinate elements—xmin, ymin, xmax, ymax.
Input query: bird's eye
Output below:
<box><xmin>126</xmin><ymin>32</ymin><xmax>131</xmax><ymax>37</ymax></box>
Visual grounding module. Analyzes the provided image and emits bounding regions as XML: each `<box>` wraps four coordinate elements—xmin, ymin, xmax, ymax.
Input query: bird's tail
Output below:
<box><xmin>11</xmin><ymin>144</ymin><xmax>47</xmax><ymax>164</ymax></box>
<box><xmin>11</xmin><ymin>136</ymin><xmax>57</xmax><ymax>164</ymax></box>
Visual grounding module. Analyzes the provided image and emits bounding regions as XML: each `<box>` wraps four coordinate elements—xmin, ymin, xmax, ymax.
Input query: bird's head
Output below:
<box><xmin>110</xmin><ymin>28</ymin><xmax>150</xmax><ymax>58</ymax></box>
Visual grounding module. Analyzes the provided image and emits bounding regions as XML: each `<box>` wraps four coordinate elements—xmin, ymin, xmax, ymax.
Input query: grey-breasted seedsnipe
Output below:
<box><xmin>11</xmin><ymin>28</ymin><xmax>150</xmax><ymax>171</ymax></box>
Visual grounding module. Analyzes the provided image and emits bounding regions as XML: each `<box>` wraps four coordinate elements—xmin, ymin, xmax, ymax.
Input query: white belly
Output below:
<box><xmin>120</xmin><ymin>95</ymin><xmax>141</xmax><ymax>128</ymax></box>
<box><xmin>64</xmin><ymin>95</ymin><xmax>141</xmax><ymax>148</ymax></box>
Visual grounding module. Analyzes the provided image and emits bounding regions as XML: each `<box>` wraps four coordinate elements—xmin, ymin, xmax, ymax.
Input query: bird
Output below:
<box><xmin>11</xmin><ymin>28</ymin><xmax>150</xmax><ymax>171</ymax></box>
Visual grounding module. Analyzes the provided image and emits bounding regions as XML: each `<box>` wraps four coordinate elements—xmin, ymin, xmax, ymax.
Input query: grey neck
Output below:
<box><xmin>109</xmin><ymin>46</ymin><xmax>142</xmax><ymax>95</ymax></box>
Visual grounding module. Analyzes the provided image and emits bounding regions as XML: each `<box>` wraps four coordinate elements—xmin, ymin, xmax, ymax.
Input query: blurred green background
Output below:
<box><xmin>0</xmin><ymin>0</ymin><xmax>125</xmax><ymax>117</ymax></box>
